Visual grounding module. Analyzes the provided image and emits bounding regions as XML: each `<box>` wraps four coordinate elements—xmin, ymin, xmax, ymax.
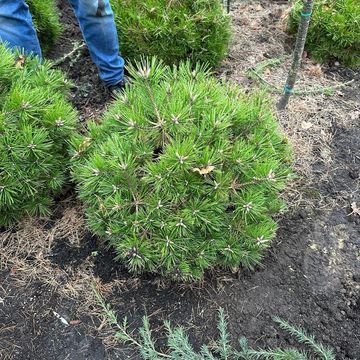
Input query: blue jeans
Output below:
<box><xmin>0</xmin><ymin>0</ymin><xmax>124</xmax><ymax>86</ymax></box>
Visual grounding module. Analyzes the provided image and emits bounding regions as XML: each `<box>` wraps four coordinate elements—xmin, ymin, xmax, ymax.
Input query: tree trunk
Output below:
<box><xmin>277</xmin><ymin>0</ymin><xmax>314</xmax><ymax>110</ymax></box>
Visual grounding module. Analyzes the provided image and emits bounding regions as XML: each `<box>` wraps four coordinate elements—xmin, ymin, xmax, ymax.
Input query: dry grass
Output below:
<box><xmin>1</xmin><ymin>203</ymin><xmax>85</xmax><ymax>274</ymax></box>
<box><xmin>0</xmin><ymin>201</ymin><xmax>100</xmax><ymax>306</ymax></box>
<box><xmin>220</xmin><ymin>0</ymin><xmax>359</xmax><ymax>208</ymax></box>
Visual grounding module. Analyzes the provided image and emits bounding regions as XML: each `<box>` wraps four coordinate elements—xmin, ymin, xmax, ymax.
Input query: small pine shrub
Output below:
<box><xmin>288</xmin><ymin>0</ymin><xmax>360</xmax><ymax>68</ymax></box>
<box><xmin>72</xmin><ymin>58</ymin><xmax>292</xmax><ymax>281</ymax></box>
<box><xmin>111</xmin><ymin>0</ymin><xmax>231</xmax><ymax>67</ymax></box>
<box><xmin>27</xmin><ymin>0</ymin><xmax>62</xmax><ymax>52</ymax></box>
<box><xmin>0</xmin><ymin>45</ymin><xmax>77</xmax><ymax>227</ymax></box>
<box><xmin>95</xmin><ymin>289</ymin><xmax>335</xmax><ymax>360</ymax></box>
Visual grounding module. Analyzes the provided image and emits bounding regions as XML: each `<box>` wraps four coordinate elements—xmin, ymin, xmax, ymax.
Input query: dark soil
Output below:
<box><xmin>0</xmin><ymin>274</ymin><xmax>106</xmax><ymax>360</ymax></box>
<box><xmin>1</xmin><ymin>1</ymin><xmax>359</xmax><ymax>359</ymax></box>
<box><xmin>46</xmin><ymin>0</ymin><xmax>111</xmax><ymax>120</ymax></box>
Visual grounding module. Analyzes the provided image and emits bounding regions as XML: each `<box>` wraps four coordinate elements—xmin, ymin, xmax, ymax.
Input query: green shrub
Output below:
<box><xmin>0</xmin><ymin>45</ymin><xmax>77</xmax><ymax>227</ymax></box>
<box><xmin>27</xmin><ymin>0</ymin><xmax>62</xmax><ymax>52</ymax></box>
<box><xmin>111</xmin><ymin>0</ymin><xmax>231</xmax><ymax>67</ymax></box>
<box><xmin>72</xmin><ymin>58</ymin><xmax>292</xmax><ymax>281</ymax></box>
<box><xmin>288</xmin><ymin>0</ymin><xmax>360</xmax><ymax>68</ymax></box>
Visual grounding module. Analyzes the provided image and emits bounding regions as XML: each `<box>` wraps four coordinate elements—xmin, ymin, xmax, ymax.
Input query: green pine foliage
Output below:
<box><xmin>0</xmin><ymin>45</ymin><xmax>77</xmax><ymax>227</ymax></box>
<box><xmin>72</xmin><ymin>58</ymin><xmax>292</xmax><ymax>281</ymax></box>
<box><xmin>111</xmin><ymin>0</ymin><xmax>231</xmax><ymax>67</ymax></box>
<box><xmin>27</xmin><ymin>0</ymin><xmax>62</xmax><ymax>52</ymax></box>
<box><xmin>95</xmin><ymin>288</ymin><xmax>335</xmax><ymax>360</ymax></box>
<box><xmin>288</xmin><ymin>0</ymin><xmax>360</xmax><ymax>68</ymax></box>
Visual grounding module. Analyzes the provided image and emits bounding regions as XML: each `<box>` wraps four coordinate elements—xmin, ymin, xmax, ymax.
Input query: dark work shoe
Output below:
<box><xmin>108</xmin><ymin>78</ymin><xmax>126</xmax><ymax>98</ymax></box>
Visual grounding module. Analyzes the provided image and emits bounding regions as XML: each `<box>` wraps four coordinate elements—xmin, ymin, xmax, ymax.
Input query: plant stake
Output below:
<box><xmin>277</xmin><ymin>0</ymin><xmax>314</xmax><ymax>110</ymax></box>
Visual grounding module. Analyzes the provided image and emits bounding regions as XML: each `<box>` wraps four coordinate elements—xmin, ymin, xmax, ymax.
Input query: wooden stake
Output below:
<box><xmin>277</xmin><ymin>0</ymin><xmax>314</xmax><ymax>110</ymax></box>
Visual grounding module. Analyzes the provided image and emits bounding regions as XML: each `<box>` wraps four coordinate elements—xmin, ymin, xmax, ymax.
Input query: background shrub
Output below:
<box><xmin>0</xmin><ymin>45</ymin><xmax>77</xmax><ymax>227</ymax></box>
<box><xmin>111</xmin><ymin>0</ymin><xmax>231</xmax><ymax>67</ymax></box>
<box><xmin>288</xmin><ymin>0</ymin><xmax>360</xmax><ymax>68</ymax></box>
<box><xmin>72</xmin><ymin>58</ymin><xmax>292</xmax><ymax>281</ymax></box>
<box><xmin>27</xmin><ymin>0</ymin><xmax>62</xmax><ymax>52</ymax></box>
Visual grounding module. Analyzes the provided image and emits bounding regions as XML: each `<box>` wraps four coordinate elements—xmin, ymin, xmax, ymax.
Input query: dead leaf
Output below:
<box><xmin>348</xmin><ymin>202</ymin><xmax>360</xmax><ymax>217</ymax></box>
<box><xmin>15</xmin><ymin>55</ymin><xmax>26</xmax><ymax>69</ymax></box>
<box><xmin>306</xmin><ymin>63</ymin><xmax>322</xmax><ymax>77</ymax></box>
<box><xmin>192</xmin><ymin>165</ymin><xmax>215</xmax><ymax>175</ymax></box>
<box><xmin>301</xmin><ymin>121</ymin><xmax>313</xmax><ymax>130</ymax></box>
<box><xmin>69</xmin><ymin>319</ymin><xmax>82</xmax><ymax>325</ymax></box>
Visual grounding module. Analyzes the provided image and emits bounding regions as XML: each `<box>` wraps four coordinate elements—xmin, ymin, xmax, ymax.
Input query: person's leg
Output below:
<box><xmin>68</xmin><ymin>0</ymin><xmax>124</xmax><ymax>86</ymax></box>
<box><xmin>0</xmin><ymin>0</ymin><xmax>42</xmax><ymax>58</ymax></box>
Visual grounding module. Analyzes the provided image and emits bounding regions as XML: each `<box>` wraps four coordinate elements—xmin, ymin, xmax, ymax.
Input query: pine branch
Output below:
<box><xmin>216</xmin><ymin>308</ymin><xmax>232</xmax><ymax>359</ymax></box>
<box><xmin>273</xmin><ymin>317</ymin><xmax>335</xmax><ymax>360</ymax></box>
<box><xmin>94</xmin><ymin>288</ymin><xmax>336</xmax><ymax>360</ymax></box>
<box><xmin>92</xmin><ymin>286</ymin><xmax>171</xmax><ymax>359</ymax></box>
<box><xmin>247</xmin><ymin>348</ymin><xmax>308</xmax><ymax>360</ymax></box>
<box><xmin>249</xmin><ymin>61</ymin><xmax>354</xmax><ymax>97</ymax></box>
<box><xmin>52</xmin><ymin>41</ymin><xmax>86</xmax><ymax>67</ymax></box>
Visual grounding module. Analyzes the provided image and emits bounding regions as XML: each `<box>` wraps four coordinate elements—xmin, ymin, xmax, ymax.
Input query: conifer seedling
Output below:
<box><xmin>72</xmin><ymin>58</ymin><xmax>292</xmax><ymax>281</ymax></box>
<box><xmin>94</xmin><ymin>288</ymin><xmax>335</xmax><ymax>360</ymax></box>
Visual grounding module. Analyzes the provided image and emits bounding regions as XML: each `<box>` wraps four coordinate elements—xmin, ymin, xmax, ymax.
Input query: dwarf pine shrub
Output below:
<box><xmin>72</xmin><ymin>58</ymin><xmax>292</xmax><ymax>281</ymax></box>
<box><xmin>288</xmin><ymin>0</ymin><xmax>360</xmax><ymax>68</ymax></box>
<box><xmin>27</xmin><ymin>0</ymin><xmax>62</xmax><ymax>52</ymax></box>
<box><xmin>111</xmin><ymin>0</ymin><xmax>231</xmax><ymax>67</ymax></box>
<box><xmin>0</xmin><ymin>45</ymin><xmax>77</xmax><ymax>227</ymax></box>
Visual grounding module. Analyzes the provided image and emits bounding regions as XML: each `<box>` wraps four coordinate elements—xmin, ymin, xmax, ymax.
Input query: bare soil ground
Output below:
<box><xmin>1</xmin><ymin>0</ymin><xmax>359</xmax><ymax>359</ymax></box>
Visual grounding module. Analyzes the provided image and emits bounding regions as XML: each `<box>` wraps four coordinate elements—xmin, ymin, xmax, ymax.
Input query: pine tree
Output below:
<box><xmin>27</xmin><ymin>0</ymin><xmax>62</xmax><ymax>52</ymax></box>
<box><xmin>0</xmin><ymin>45</ymin><xmax>77</xmax><ymax>227</ymax></box>
<box><xmin>72</xmin><ymin>58</ymin><xmax>292</xmax><ymax>281</ymax></box>
<box><xmin>111</xmin><ymin>0</ymin><xmax>231</xmax><ymax>67</ymax></box>
<box><xmin>287</xmin><ymin>0</ymin><xmax>360</xmax><ymax>68</ymax></box>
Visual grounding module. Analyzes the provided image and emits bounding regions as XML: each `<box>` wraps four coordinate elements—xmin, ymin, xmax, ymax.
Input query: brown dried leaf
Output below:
<box><xmin>307</xmin><ymin>64</ymin><xmax>322</xmax><ymax>77</ymax></box>
<box><xmin>192</xmin><ymin>165</ymin><xmax>215</xmax><ymax>175</ymax></box>
<box><xmin>15</xmin><ymin>55</ymin><xmax>26</xmax><ymax>69</ymax></box>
